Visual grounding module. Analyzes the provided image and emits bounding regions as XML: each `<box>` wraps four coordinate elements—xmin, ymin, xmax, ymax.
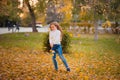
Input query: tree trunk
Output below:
<box><xmin>94</xmin><ymin>21</ymin><xmax>98</xmax><ymax>41</ymax></box>
<box><xmin>114</xmin><ymin>21</ymin><xmax>119</xmax><ymax>34</ymax></box>
<box><xmin>25</xmin><ymin>0</ymin><xmax>38</xmax><ymax>32</ymax></box>
<box><xmin>93</xmin><ymin>4</ymin><xmax>98</xmax><ymax>41</ymax></box>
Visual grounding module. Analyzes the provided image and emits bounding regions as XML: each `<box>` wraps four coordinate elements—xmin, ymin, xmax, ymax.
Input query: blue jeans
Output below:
<box><xmin>52</xmin><ymin>44</ymin><xmax>69</xmax><ymax>70</ymax></box>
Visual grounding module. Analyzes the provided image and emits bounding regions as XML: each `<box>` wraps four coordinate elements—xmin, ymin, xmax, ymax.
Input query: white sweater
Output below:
<box><xmin>49</xmin><ymin>30</ymin><xmax>61</xmax><ymax>44</ymax></box>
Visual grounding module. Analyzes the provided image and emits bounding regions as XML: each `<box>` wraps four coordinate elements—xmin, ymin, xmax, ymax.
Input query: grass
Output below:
<box><xmin>0</xmin><ymin>33</ymin><xmax>45</xmax><ymax>50</ymax></box>
<box><xmin>71</xmin><ymin>34</ymin><xmax>120</xmax><ymax>54</ymax></box>
<box><xmin>0</xmin><ymin>32</ymin><xmax>120</xmax><ymax>80</ymax></box>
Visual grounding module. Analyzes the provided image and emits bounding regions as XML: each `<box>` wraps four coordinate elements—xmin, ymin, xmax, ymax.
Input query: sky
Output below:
<box><xmin>19</xmin><ymin>0</ymin><xmax>38</xmax><ymax>8</ymax></box>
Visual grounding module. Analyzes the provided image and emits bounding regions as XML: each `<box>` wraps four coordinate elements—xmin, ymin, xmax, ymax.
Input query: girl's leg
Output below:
<box><xmin>57</xmin><ymin>45</ymin><xmax>70</xmax><ymax>71</ymax></box>
<box><xmin>52</xmin><ymin>52</ymin><xmax>58</xmax><ymax>70</ymax></box>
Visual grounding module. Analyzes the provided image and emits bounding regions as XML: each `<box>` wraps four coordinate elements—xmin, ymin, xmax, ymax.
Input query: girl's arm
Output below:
<box><xmin>50</xmin><ymin>43</ymin><xmax>53</xmax><ymax>48</ymax></box>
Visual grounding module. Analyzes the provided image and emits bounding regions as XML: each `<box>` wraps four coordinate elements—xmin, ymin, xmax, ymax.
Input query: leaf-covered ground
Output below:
<box><xmin>0</xmin><ymin>33</ymin><xmax>120</xmax><ymax>80</ymax></box>
<box><xmin>0</xmin><ymin>47</ymin><xmax>120</xmax><ymax>80</ymax></box>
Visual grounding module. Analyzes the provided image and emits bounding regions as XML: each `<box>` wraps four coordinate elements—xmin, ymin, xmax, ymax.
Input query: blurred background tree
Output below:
<box><xmin>24</xmin><ymin>0</ymin><xmax>38</xmax><ymax>32</ymax></box>
<box><xmin>0</xmin><ymin>0</ymin><xmax>119</xmax><ymax>34</ymax></box>
<box><xmin>0</xmin><ymin>0</ymin><xmax>21</xmax><ymax>27</ymax></box>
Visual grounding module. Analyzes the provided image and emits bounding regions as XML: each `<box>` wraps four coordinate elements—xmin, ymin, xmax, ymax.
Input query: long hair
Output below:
<box><xmin>50</xmin><ymin>22</ymin><xmax>62</xmax><ymax>33</ymax></box>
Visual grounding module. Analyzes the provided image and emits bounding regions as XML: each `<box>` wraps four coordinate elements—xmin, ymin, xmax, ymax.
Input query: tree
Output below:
<box><xmin>58</xmin><ymin>0</ymin><xmax>73</xmax><ymax>23</ymax></box>
<box><xmin>36</xmin><ymin>0</ymin><xmax>48</xmax><ymax>23</ymax></box>
<box><xmin>72</xmin><ymin>0</ymin><xmax>84</xmax><ymax>22</ymax></box>
<box><xmin>45</xmin><ymin>0</ymin><xmax>73</xmax><ymax>24</ymax></box>
<box><xmin>0</xmin><ymin>0</ymin><xmax>21</xmax><ymax>27</ymax></box>
<box><xmin>92</xmin><ymin>0</ymin><xmax>120</xmax><ymax>34</ymax></box>
<box><xmin>46</xmin><ymin>0</ymin><xmax>63</xmax><ymax>24</ymax></box>
<box><xmin>92</xmin><ymin>0</ymin><xmax>100</xmax><ymax>41</ymax></box>
<box><xmin>110</xmin><ymin>0</ymin><xmax>120</xmax><ymax>24</ymax></box>
<box><xmin>85</xmin><ymin>0</ymin><xmax>111</xmax><ymax>40</ymax></box>
<box><xmin>24</xmin><ymin>0</ymin><xmax>37</xmax><ymax>32</ymax></box>
<box><xmin>71</xmin><ymin>0</ymin><xmax>99</xmax><ymax>39</ymax></box>
<box><xmin>108</xmin><ymin>0</ymin><xmax>120</xmax><ymax>34</ymax></box>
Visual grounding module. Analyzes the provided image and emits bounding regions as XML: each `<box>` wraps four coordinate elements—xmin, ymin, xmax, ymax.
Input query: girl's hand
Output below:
<box><xmin>50</xmin><ymin>49</ymin><xmax>55</xmax><ymax>53</ymax></box>
<box><xmin>50</xmin><ymin>44</ymin><xmax>53</xmax><ymax>48</ymax></box>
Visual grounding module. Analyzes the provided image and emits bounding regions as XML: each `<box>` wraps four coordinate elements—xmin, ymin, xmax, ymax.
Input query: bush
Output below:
<box><xmin>61</xmin><ymin>31</ymin><xmax>71</xmax><ymax>53</ymax></box>
<box><xmin>43</xmin><ymin>33</ymin><xmax>51</xmax><ymax>52</ymax></box>
<box><xmin>43</xmin><ymin>31</ymin><xmax>71</xmax><ymax>53</ymax></box>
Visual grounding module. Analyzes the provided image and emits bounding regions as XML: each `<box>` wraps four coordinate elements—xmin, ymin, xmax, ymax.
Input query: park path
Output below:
<box><xmin>0</xmin><ymin>27</ymin><xmax>49</xmax><ymax>34</ymax></box>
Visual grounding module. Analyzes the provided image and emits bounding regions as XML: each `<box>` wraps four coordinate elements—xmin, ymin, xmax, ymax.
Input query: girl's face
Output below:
<box><xmin>50</xmin><ymin>24</ymin><xmax>57</xmax><ymax>31</ymax></box>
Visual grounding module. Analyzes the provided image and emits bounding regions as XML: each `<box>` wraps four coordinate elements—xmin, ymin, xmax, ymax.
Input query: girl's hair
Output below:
<box><xmin>50</xmin><ymin>22</ymin><xmax>62</xmax><ymax>33</ymax></box>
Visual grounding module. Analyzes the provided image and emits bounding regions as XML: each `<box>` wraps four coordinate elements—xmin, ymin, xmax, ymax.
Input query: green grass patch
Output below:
<box><xmin>0</xmin><ymin>33</ymin><xmax>119</xmax><ymax>54</ymax></box>
<box><xmin>71</xmin><ymin>34</ymin><xmax>120</xmax><ymax>54</ymax></box>
<box><xmin>0</xmin><ymin>32</ymin><xmax>45</xmax><ymax>50</ymax></box>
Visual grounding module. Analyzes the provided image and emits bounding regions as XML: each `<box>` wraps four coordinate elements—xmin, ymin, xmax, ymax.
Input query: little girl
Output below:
<box><xmin>49</xmin><ymin>22</ymin><xmax>70</xmax><ymax>72</ymax></box>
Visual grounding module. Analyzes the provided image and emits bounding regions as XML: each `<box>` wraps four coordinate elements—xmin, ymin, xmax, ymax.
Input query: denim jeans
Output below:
<box><xmin>52</xmin><ymin>44</ymin><xmax>69</xmax><ymax>70</ymax></box>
